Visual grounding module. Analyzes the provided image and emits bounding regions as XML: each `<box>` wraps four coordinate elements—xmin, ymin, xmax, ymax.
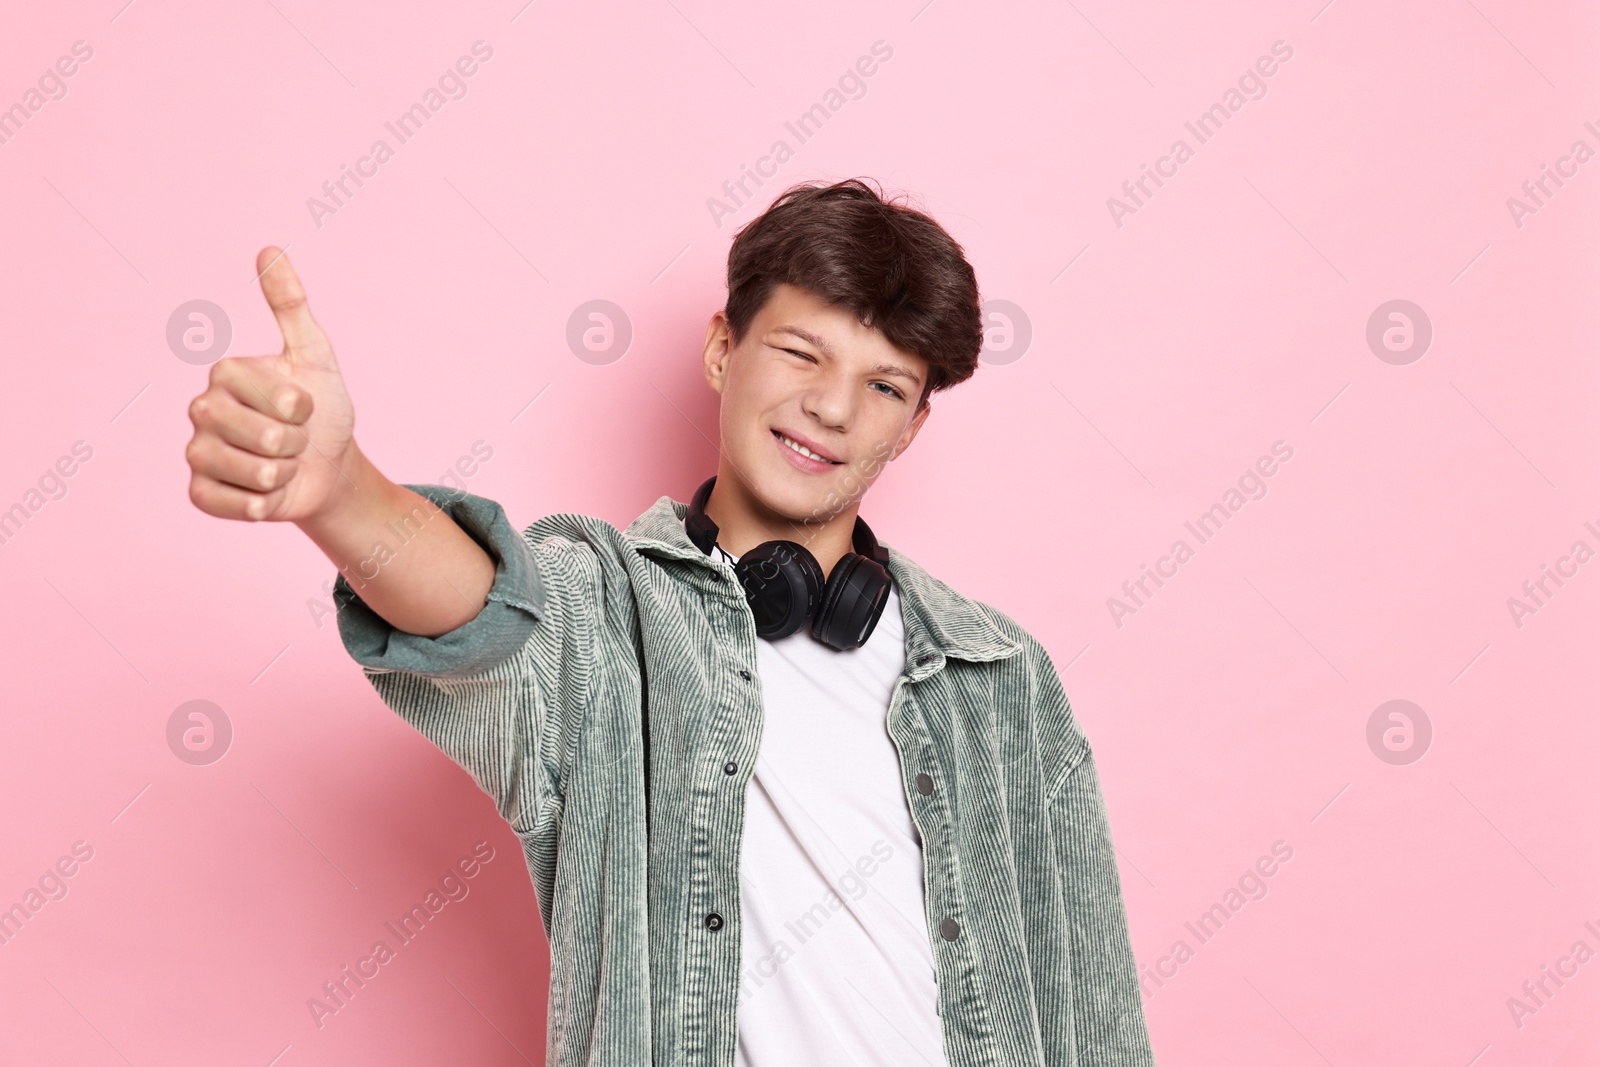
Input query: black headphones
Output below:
<box><xmin>684</xmin><ymin>475</ymin><xmax>893</xmax><ymax>651</ymax></box>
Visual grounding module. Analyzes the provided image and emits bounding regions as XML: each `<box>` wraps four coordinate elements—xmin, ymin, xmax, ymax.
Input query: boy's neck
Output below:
<box><xmin>701</xmin><ymin>464</ymin><xmax>864</xmax><ymax>580</ymax></box>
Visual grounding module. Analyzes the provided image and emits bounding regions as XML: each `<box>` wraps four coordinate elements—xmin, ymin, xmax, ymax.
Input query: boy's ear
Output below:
<box><xmin>703</xmin><ymin>312</ymin><xmax>732</xmax><ymax>394</ymax></box>
<box><xmin>890</xmin><ymin>399</ymin><xmax>932</xmax><ymax>461</ymax></box>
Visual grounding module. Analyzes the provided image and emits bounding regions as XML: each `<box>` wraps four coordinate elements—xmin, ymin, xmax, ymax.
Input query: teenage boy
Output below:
<box><xmin>183</xmin><ymin>179</ymin><xmax>1156</xmax><ymax>1066</ymax></box>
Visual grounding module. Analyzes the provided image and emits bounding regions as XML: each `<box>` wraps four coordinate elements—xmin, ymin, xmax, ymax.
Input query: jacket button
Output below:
<box><xmin>939</xmin><ymin>917</ymin><xmax>960</xmax><ymax>941</ymax></box>
<box><xmin>723</xmin><ymin>760</ymin><xmax>738</xmax><ymax>775</ymax></box>
<box><xmin>738</xmin><ymin>669</ymin><xmax>752</xmax><ymax>681</ymax></box>
<box><xmin>705</xmin><ymin>912</ymin><xmax>724</xmax><ymax>931</ymax></box>
<box><xmin>917</xmin><ymin>654</ymin><xmax>935</xmax><ymax>666</ymax></box>
<box><xmin>915</xmin><ymin>773</ymin><xmax>934</xmax><ymax>796</ymax></box>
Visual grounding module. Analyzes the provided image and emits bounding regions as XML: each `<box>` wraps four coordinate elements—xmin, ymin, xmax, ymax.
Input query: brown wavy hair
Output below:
<box><xmin>723</xmin><ymin>178</ymin><xmax>983</xmax><ymax>411</ymax></box>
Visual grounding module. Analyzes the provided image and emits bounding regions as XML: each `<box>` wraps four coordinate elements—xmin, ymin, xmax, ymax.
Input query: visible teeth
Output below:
<box><xmin>778</xmin><ymin>433</ymin><xmax>831</xmax><ymax>463</ymax></box>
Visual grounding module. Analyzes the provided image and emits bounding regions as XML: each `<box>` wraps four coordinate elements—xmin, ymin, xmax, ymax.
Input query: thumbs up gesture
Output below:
<box><xmin>185</xmin><ymin>248</ymin><xmax>358</xmax><ymax>523</ymax></box>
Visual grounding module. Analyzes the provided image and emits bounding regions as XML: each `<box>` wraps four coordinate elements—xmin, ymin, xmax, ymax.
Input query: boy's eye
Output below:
<box><xmin>781</xmin><ymin>347</ymin><xmax>902</xmax><ymax>399</ymax></box>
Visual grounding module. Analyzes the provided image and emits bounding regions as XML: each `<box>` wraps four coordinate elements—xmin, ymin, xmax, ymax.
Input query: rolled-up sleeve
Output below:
<box><xmin>329</xmin><ymin>483</ymin><xmax>604</xmax><ymax>846</ymax></box>
<box><xmin>332</xmin><ymin>483</ymin><xmax>544</xmax><ymax>679</ymax></box>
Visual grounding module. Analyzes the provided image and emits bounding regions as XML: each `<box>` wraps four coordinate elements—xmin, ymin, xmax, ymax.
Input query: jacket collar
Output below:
<box><xmin>623</xmin><ymin>493</ymin><xmax>1023</xmax><ymax>673</ymax></box>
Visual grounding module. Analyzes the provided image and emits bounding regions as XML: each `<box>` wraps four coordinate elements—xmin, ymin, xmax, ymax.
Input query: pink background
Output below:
<box><xmin>2</xmin><ymin>0</ymin><xmax>1597</xmax><ymax>1063</ymax></box>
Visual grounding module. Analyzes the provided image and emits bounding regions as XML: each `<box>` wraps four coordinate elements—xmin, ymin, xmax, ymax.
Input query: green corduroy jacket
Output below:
<box><xmin>333</xmin><ymin>482</ymin><xmax>1156</xmax><ymax>1067</ymax></box>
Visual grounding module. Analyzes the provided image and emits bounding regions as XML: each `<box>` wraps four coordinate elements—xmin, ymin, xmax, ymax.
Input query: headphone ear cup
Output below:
<box><xmin>734</xmin><ymin>540</ymin><xmax>824</xmax><ymax>640</ymax></box>
<box><xmin>812</xmin><ymin>553</ymin><xmax>892</xmax><ymax>651</ymax></box>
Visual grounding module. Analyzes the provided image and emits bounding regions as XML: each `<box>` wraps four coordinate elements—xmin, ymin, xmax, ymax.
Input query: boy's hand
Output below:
<box><xmin>185</xmin><ymin>248</ymin><xmax>358</xmax><ymax>523</ymax></box>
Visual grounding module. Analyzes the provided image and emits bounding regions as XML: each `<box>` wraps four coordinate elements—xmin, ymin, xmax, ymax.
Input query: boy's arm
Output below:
<box><xmin>1050</xmin><ymin>746</ymin><xmax>1159</xmax><ymax>1066</ymax></box>
<box><xmin>184</xmin><ymin>247</ymin><xmax>576</xmax><ymax>841</ymax></box>
<box><xmin>1023</xmin><ymin>627</ymin><xmax>1157</xmax><ymax>1066</ymax></box>
<box><xmin>327</xmin><ymin>485</ymin><xmax>597</xmax><ymax>861</ymax></box>
<box><xmin>322</xmin><ymin>475</ymin><xmax>546</xmax><ymax>678</ymax></box>
<box><xmin>298</xmin><ymin>442</ymin><xmax>502</xmax><ymax>637</ymax></box>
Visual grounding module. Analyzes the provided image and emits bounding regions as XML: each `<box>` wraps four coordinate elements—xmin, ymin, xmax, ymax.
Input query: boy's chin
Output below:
<box><xmin>743</xmin><ymin>473</ymin><xmax>840</xmax><ymax>525</ymax></box>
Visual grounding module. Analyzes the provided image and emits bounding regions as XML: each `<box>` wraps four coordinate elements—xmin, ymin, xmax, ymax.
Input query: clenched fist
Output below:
<box><xmin>184</xmin><ymin>248</ymin><xmax>357</xmax><ymax>523</ymax></box>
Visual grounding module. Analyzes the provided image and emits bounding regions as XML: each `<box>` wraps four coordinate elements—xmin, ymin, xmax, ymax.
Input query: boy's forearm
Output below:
<box><xmin>296</xmin><ymin>440</ymin><xmax>497</xmax><ymax>638</ymax></box>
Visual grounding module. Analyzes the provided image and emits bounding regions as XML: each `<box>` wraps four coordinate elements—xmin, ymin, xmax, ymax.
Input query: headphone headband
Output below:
<box><xmin>685</xmin><ymin>475</ymin><xmax>886</xmax><ymax>565</ymax></box>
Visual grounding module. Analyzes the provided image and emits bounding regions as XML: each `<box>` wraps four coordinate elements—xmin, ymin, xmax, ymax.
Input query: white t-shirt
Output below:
<box><xmin>713</xmin><ymin>546</ymin><xmax>950</xmax><ymax>1067</ymax></box>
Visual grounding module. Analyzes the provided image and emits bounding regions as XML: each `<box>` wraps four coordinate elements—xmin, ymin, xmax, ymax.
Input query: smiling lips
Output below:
<box><xmin>772</xmin><ymin>428</ymin><xmax>843</xmax><ymax>471</ymax></box>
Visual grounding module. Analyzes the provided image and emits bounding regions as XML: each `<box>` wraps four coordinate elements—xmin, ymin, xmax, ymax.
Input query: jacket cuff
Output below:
<box><xmin>332</xmin><ymin>483</ymin><xmax>544</xmax><ymax>678</ymax></box>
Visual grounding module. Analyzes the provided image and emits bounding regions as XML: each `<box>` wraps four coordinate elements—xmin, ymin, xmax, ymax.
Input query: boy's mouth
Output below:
<box><xmin>772</xmin><ymin>428</ymin><xmax>844</xmax><ymax>466</ymax></box>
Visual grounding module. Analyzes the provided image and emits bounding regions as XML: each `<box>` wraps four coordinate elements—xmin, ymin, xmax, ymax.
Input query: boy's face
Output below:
<box><xmin>702</xmin><ymin>282</ymin><xmax>931</xmax><ymax>525</ymax></box>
